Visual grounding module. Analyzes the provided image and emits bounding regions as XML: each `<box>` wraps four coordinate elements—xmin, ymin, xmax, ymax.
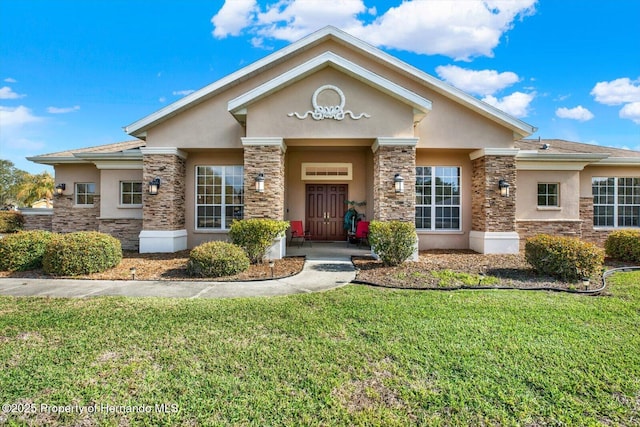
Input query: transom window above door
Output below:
<box><xmin>302</xmin><ymin>163</ymin><xmax>352</xmax><ymax>181</ymax></box>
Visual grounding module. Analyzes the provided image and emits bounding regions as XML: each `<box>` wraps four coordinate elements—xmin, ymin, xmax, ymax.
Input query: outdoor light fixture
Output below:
<box><xmin>148</xmin><ymin>177</ymin><xmax>161</xmax><ymax>195</ymax></box>
<box><xmin>55</xmin><ymin>183</ymin><xmax>66</xmax><ymax>196</ymax></box>
<box><xmin>255</xmin><ymin>173</ymin><xmax>265</xmax><ymax>193</ymax></box>
<box><xmin>499</xmin><ymin>179</ymin><xmax>510</xmax><ymax>197</ymax></box>
<box><xmin>394</xmin><ymin>173</ymin><xmax>405</xmax><ymax>193</ymax></box>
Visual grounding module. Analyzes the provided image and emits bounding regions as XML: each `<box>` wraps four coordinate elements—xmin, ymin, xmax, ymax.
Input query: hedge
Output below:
<box><xmin>605</xmin><ymin>229</ymin><xmax>640</xmax><ymax>263</ymax></box>
<box><xmin>0</xmin><ymin>211</ymin><xmax>24</xmax><ymax>233</ymax></box>
<box><xmin>229</xmin><ymin>218</ymin><xmax>289</xmax><ymax>264</ymax></box>
<box><xmin>187</xmin><ymin>241</ymin><xmax>250</xmax><ymax>278</ymax></box>
<box><xmin>43</xmin><ymin>231</ymin><xmax>122</xmax><ymax>276</ymax></box>
<box><xmin>0</xmin><ymin>230</ymin><xmax>55</xmax><ymax>271</ymax></box>
<box><xmin>525</xmin><ymin>234</ymin><xmax>604</xmax><ymax>282</ymax></box>
<box><xmin>368</xmin><ymin>221</ymin><xmax>417</xmax><ymax>266</ymax></box>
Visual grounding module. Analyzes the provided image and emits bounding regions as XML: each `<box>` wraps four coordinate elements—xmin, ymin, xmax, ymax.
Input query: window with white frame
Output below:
<box><xmin>120</xmin><ymin>181</ymin><xmax>142</xmax><ymax>205</ymax></box>
<box><xmin>415</xmin><ymin>166</ymin><xmax>461</xmax><ymax>230</ymax></box>
<box><xmin>537</xmin><ymin>183</ymin><xmax>559</xmax><ymax>207</ymax></box>
<box><xmin>592</xmin><ymin>177</ymin><xmax>640</xmax><ymax>227</ymax></box>
<box><xmin>196</xmin><ymin>166</ymin><xmax>244</xmax><ymax>229</ymax></box>
<box><xmin>75</xmin><ymin>183</ymin><xmax>95</xmax><ymax>205</ymax></box>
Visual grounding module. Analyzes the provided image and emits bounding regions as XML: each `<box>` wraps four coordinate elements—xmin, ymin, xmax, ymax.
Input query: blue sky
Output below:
<box><xmin>1</xmin><ymin>0</ymin><xmax>639</xmax><ymax>174</ymax></box>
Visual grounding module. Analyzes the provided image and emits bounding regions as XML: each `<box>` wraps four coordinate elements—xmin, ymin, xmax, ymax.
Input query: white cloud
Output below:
<box><xmin>212</xmin><ymin>0</ymin><xmax>258</xmax><ymax>38</ymax></box>
<box><xmin>0</xmin><ymin>86</ymin><xmax>25</xmax><ymax>99</ymax></box>
<box><xmin>211</xmin><ymin>0</ymin><xmax>537</xmax><ymax>60</ymax></box>
<box><xmin>47</xmin><ymin>105</ymin><xmax>80</xmax><ymax>114</ymax></box>
<box><xmin>482</xmin><ymin>91</ymin><xmax>534</xmax><ymax>118</ymax></box>
<box><xmin>555</xmin><ymin>105</ymin><xmax>594</xmax><ymax>122</ymax></box>
<box><xmin>0</xmin><ymin>105</ymin><xmax>43</xmax><ymax>126</ymax></box>
<box><xmin>591</xmin><ymin>77</ymin><xmax>640</xmax><ymax>105</ymax></box>
<box><xmin>172</xmin><ymin>90</ymin><xmax>195</xmax><ymax>96</ymax></box>
<box><xmin>4</xmin><ymin>78</ymin><xmax>17</xmax><ymax>83</ymax></box>
<box><xmin>619</xmin><ymin>102</ymin><xmax>640</xmax><ymax>125</ymax></box>
<box><xmin>159</xmin><ymin>97</ymin><xmax>166</xmax><ymax>103</ymax></box>
<box><xmin>435</xmin><ymin>65</ymin><xmax>519</xmax><ymax>96</ymax></box>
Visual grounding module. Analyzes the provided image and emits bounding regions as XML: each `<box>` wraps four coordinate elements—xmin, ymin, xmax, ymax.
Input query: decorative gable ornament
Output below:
<box><xmin>288</xmin><ymin>85</ymin><xmax>370</xmax><ymax>121</ymax></box>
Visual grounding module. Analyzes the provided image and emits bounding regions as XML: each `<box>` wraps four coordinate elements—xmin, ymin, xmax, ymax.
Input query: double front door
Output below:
<box><xmin>306</xmin><ymin>184</ymin><xmax>347</xmax><ymax>241</ymax></box>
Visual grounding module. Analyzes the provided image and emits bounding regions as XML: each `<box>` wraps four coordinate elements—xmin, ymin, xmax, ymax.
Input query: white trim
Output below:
<box><xmin>139</xmin><ymin>230</ymin><xmax>188</xmax><ymax>253</ymax></box>
<box><xmin>140</xmin><ymin>147</ymin><xmax>188</xmax><ymax>159</ymax></box>
<box><xmin>228</xmin><ymin>52</ymin><xmax>432</xmax><ymax>123</ymax></box>
<box><xmin>241</xmin><ymin>137</ymin><xmax>287</xmax><ymax>153</ymax></box>
<box><xmin>469</xmin><ymin>231</ymin><xmax>520</xmax><ymax>254</ymax></box>
<box><xmin>92</xmin><ymin>161</ymin><xmax>143</xmax><ymax>170</ymax></box>
<box><xmin>594</xmin><ymin>157</ymin><xmax>640</xmax><ymax>166</ymax></box>
<box><xmin>125</xmin><ymin>26</ymin><xmax>536</xmax><ymax>138</ymax></box>
<box><xmin>372</xmin><ymin>137</ymin><xmax>419</xmax><ymax>152</ymax></box>
<box><xmin>469</xmin><ymin>148</ymin><xmax>520</xmax><ymax>160</ymax></box>
<box><xmin>517</xmin><ymin>161</ymin><xmax>592</xmax><ymax>171</ymax></box>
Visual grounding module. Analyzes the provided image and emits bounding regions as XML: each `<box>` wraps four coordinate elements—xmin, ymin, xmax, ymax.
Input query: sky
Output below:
<box><xmin>1</xmin><ymin>0</ymin><xmax>639</xmax><ymax>174</ymax></box>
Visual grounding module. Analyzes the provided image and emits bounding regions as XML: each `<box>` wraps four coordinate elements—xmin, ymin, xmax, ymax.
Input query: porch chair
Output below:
<box><xmin>354</xmin><ymin>221</ymin><xmax>370</xmax><ymax>248</ymax></box>
<box><xmin>289</xmin><ymin>220</ymin><xmax>312</xmax><ymax>247</ymax></box>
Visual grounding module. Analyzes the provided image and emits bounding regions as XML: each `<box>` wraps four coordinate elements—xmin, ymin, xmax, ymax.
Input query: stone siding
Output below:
<box><xmin>52</xmin><ymin>195</ymin><xmax>100</xmax><ymax>232</ymax></box>
<box><xmin>21</xmin><ymin>209</ymin><xmax>53</xmax><ymax>231</ymax></box>
<box><xmin>99</xmin><ymin>218</ymin><xmax>143</xmax><ymax>251</ymax></box>
<box><xmin>143</xmin><ymin>154</ymin><xmax>186</xmax><ymax>230</ymax></box>
<box><xmin>579</xmin><ymin>196</ymin><xmax>610</xmax><ymax>246</ymax></box>
<box><xmin>243</xmin><ymin>145</ymin><xmax>285</xmax><ymax>220</ymax></box>
<box><xmin>471</xmin><ymin>155</ymin><xmax>517</xmax><ymax>232</ymax></box>
<box><xmin>373</xmin><ymin>145</ymin><xmax>415</xmax><ymax>221</ymax></box>
<box><xmin>516</xmin><ymin>220</ymin><xmax>582</xmax><ymax>249</ymax></box>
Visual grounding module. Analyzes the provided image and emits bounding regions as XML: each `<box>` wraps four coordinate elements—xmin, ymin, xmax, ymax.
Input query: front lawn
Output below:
<box><xmin>1</xmin><ymin>273</ymin><xmax>639</xmax><ymax>426</ymax></box>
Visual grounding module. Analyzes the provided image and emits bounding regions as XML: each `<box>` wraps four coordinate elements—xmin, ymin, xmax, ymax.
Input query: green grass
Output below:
<box><xmin>1</xmin><ymin>273</ymin><xmax>639</xmax><ymax>426</ymax></box>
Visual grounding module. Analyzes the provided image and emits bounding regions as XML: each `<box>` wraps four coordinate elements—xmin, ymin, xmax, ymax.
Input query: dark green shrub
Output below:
<box><xmin>368</xmin><ymin>221</ymin><xmax>417</xmax><ymax>266</ymax></box>
<box><xmin>0</xmin><ymin>211</ymin><xmax>24</xmax><ymax>233</ymax></box>
<box><xmin>0</xmin><ymin>230</ymin><xmax>55</xmax><ymax>271</ymax></box>
<box><xmin>525</xmin><ymin>234</ymin><xmax>604</xmax><ymax>282</ymax></box>
<box><xmin>187</xmin><ymin>241</ymin><xmax>250</xmax><ymax>278</ymax></box>
<box><xmin>229</xmin><ymin>218</ymin><xmax>289</xmax><ymax>264</ymax></box>
<box><xmin>605</xmin><ymin>229</ymin><xmax>640</xmax><ymax>263</ymax></box>
<box><xmin>43</xmin><ymin>231</ymin><xmax>122</xmax><ymax>276</ymax></box>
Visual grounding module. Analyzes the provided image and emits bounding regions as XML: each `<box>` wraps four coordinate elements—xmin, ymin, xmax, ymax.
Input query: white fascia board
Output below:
<box><xmin>228</xmin><ymin>52</ymin><xmax>432</xmax><ymax>117</ymax></box>
<box><xmin>515</xmin><ymin>152</ymin><xmax>611</xmax><ymax>171</ymax></box>
<box><xmin>593</xmin><ymin>157</ymin><xmax>640</xmax><ymax>166</ymax></box>
<box><xmin>139</xmin><ymin>147</ymin><xmax>188</xmax><ymax>159</ymax></box>
<box><xmin>372</xmin><ymin>137</ymin><xmax>419</xmax><ymax>152</ymax></box>
<box><xmin>25</xmin><ymin>156</ymin><xmax>89</xmax><ymax>165</ymax></box>
<box><xmin>469</xmin><ymin>148</ymin><xmax>520</xmax><ymax>160</ymax></box>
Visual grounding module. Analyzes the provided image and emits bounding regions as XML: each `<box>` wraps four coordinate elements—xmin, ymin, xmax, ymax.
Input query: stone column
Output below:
<box><xmin>242</xmin><ymin>137</ymin><xmax>286</xmax><ymax>220</ymax></box>
<box><xmin>372</xmin><ymin>138</ymin><xmax>417</xmax><ymax>221</ymax></box>
<box><xmin>139</xmin><ymin>147</ymin><xmax>188</xmax><ymax>253</ymax></box>
<box><xmin>469</xmin><ymin>148</ymin><xmax>519</xmax><ymax>253</ymax></box>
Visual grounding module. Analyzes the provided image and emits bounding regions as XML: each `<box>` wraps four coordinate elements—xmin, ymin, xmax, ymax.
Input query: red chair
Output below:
<box><xmin>289</xmin><ymin>221</ymin><xmax>311</xmax><ymax>247</ymax></box>
<box><xmin>354</xmin><ymin>221</ymin><xmax>370</xmax><ymax>247</ymax></box>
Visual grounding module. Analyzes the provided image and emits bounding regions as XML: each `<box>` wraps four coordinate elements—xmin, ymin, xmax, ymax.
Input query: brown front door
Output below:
<box><xmin>306</xmin><ymin>184</ymin><xmax>348</xmax><ymax>241</ymax></box>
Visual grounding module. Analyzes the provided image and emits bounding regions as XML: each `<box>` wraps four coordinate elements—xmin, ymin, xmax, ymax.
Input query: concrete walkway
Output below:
<box><xmin>0</xmin><ymin>243</ymin><xmax>369</xmax><ymax>299</ymax></box>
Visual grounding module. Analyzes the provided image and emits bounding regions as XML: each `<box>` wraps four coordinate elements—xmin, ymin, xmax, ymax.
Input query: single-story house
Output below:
<box><xmin>28</xmin><ymin>26</ymin><xmax>640</xmax><ymax>255</ymax></box>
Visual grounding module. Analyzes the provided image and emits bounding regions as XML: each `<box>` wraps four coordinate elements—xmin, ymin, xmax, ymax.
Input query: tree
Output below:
<box><xmin>0</xmin><ymin>159</ymin><xmax>28</xmax><ymax>209</ymax></box>
<box><xmin>16</xmin><ymin>171</ymin><xmax>54</xmax><ymax>207</ymax></box>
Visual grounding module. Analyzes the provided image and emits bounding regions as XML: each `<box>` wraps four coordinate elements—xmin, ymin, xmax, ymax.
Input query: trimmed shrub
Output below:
<box><xmin>43</xmin><ymin>231</ymin><xmax>122</xmax><ymax>276</ymax></box>
<box><xmin>525</xmin><ymin>234</ymin><xmax>604</xmax><ymax>282</ymax></box>
<box><xmin>187</xmin><ymin>241</ymin><xmax>250</xmax><ymax>278</ymax></box>
<box><xmin>0</xmin><ymin>230</ymin><xmax>55</xmax><ymax>271</ymax></box>
<box><xmin>0</xmin><ymin>211</ymin><xmax>24</xmax><ymax>233</ymax></box>
<box><xmin>229</xmin><ymin>218</ymin><xmax>289</xmax><ymax>264</ymax></box>
<box><xmin>368</xmin><ymin>221</ymin><xmax>417</xmax><ymax>266</ymax></box>
<box><xmin>605</xmin><ymin>229</ymin><xmax>640</xmax><ymax>263</ymax></box>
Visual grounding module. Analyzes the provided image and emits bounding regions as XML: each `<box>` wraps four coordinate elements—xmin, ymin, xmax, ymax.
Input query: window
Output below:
<box><xmin>75</xmin><ymin>183</ymin><xmax>95</xmax><ymax>205</ymax></box>
<box><xmin>302</xmin><ymin>163</ymin><xmax>352</xmax><ymax>180</ymax></box>
<box><xmin>592</xmin><ymin>177</ymin><xmax>640</xmax><ymax>227</ymax></box>
<box><xmin>415</xmin><ymin>166</ymin><xmax>461</xmax><ymax>230</ymax></box>
<box><xmin>120</xmin><ymin>181</ymin><xmax>142</xmax><ymax>205</ymax></box>
<box><xmin>537</xmin><ymin>183</ymin><xmax>559</xmax><ymax>207</ymax></box>
<box><xmin>196</xmin><ymin>166</ymin><xmax>244</xmax><ymax>229</ymax></box>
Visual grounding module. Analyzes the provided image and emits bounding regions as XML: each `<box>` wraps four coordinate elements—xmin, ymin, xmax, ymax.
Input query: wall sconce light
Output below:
<box><xmin>394</xmin><ymin>173</ymin><xmax>405</xmax><ymax>193</ymax></box>
<box><xmin>499</xmin><ymin>179</ymin><xmax>510</xmax><ymax>197</ymax></box>
<box><xmin>148</xmin><ymin>177</ymin><xmax>161</xmax><ymax>195</ymax></box>
<box><xmin>55</xmin><ymin>183</ymin><xmax>66</xmax><ymax>196</ymax></box>
<box><xmin>255</xmin><ymin>173</ymin><xmax>265</xmax><ymax>193</ymax></box>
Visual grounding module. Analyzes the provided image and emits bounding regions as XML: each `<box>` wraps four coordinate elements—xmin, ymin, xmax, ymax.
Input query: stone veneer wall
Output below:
<box><xmin>52</xmin><ymin>195</ymin><xmax>100</xmax><ymax>232</ymax></box>
<box><xmin>579</xmin><ymin>196</ymin><xmax>611</xmax><ymax>245</ymax></box>
<box><xmin>516</xmin><ymin>220</ymin><xmax>582</xmax><ymax>249</ymax></box>
<box><xmin>99</xmin><ymin>219</ymin><xmax>143</xmax><ymax>251</ymax></box>
<box><xmin>471</xmin><ymin>156</ymin><xmax>517</xmax><ymax>232</ymax></box>
<box><xmin>142</xmin><ymin>154</ymin><xmax>186</xmax><ymax>230</ymax></box>
<box><xmin>243</xmin><ymin>145</ymin><xmax>285</xmax><ymax>220</ymax></box>
<box><xmin>21</xmin><ymin>210</ymin><xmax>53</xmax><ymax>231</ymax></box>
<box><xmin>373</xmin><ymin>145</ymin><xmax>416</xmax><ymax>221</ymax></box>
